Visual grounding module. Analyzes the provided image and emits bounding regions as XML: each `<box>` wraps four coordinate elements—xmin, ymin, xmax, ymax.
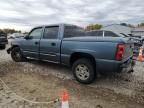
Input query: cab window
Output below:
<box><xmin>43</xmin><ymin>26</ymin><xmax>59</xmax><ymax>39</ymax></box>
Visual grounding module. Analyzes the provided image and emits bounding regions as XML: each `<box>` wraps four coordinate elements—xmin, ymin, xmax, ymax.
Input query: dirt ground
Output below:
<box><xmin>0</xmin><ymin>46</ymin><xmax>144</xmax><ymax>108</ymax></box>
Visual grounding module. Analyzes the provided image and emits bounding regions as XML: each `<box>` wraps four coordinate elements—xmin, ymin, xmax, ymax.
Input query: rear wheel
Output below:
<box><xmin>11</xmin><ymin>47</ymin><xmax>26</xmax><ymax>62</ymax></box>
<box><xmin>72</xmin><ymin>58</ymin><xmax>96</xmax><ymax>84</ymax></box>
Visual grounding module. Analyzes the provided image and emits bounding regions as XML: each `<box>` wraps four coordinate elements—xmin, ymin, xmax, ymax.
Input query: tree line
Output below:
<box><xmin>0</xmin><ymin>28</ymin><xmax>21</xmax><ymax>34</ymax></box>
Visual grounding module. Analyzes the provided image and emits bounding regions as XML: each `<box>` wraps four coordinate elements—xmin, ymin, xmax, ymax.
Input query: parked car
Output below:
<box><xmin>141</xmin><ymin>36</ymin><xmax>144</xmax><ymax>43</ymax></box>
<box><xmin>86</xmin><ymin>30</ymin><xmax>126</xmax><ymax>37</ymax></box>
<box><xmin>0</xmin><ymin>32</ymin><xmax>8</xmax><ymax>50</ymax></box>
<box><xmin>7</xmin><ymin>24</ymin><xmax>135</xmax><ymax>84</ymax></box>
<box><xmin>127</xmin><ymin>34</ymin><xmax>143</xmax><ymax>56</ymax></box>
<box><xmin>8</xmin><ymin>33</ymin><xmax>25</xmax><ymax>39</ymax></box>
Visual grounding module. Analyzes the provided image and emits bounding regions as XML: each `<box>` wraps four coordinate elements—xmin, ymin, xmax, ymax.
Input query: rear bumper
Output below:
<box><xmin>96</xmin><ymin>57</ymin><xmax>135</xmax><ymax>73</ymax></box>
<box><xmin>118</xmin><ymin>58</ymin><xmax>135</xmax><ymax>73</ymax></box>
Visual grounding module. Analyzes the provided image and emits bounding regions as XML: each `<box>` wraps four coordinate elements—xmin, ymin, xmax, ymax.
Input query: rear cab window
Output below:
<box><xmin>104</xmin><ymin>31</ymin><xmax>119</xmax><ymax>37</ymax></box>
<box><xmin>64</xmin><ymin>26</ymin><xmax>85</xmax><ymax>38</ymax></box>
<box><xmin>86</xmin><ymin>31</ymin><xmax>103</xmax><ymax>37</ymax></box>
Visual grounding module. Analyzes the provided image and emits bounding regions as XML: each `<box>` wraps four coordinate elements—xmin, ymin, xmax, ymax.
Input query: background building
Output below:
<box><xmin>101</xmin><ymin>24</ymin><xmax>144</xmax><ymax>38</ymax></box>
<box><xmin>101</xmin><ymin>24</ymin><xmax>132</xmax><ymax>36</ymax></box>
<box><xmin>131</xmin><ymin>27</ymin><xmax>144</xmax><ymax>37</ymax></box>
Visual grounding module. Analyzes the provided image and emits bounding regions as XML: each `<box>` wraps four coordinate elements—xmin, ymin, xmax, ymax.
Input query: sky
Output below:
<box><xmin>0</xmin><ymin>0</ymin><xmax>144</xmax><ymax>31</ymax></box>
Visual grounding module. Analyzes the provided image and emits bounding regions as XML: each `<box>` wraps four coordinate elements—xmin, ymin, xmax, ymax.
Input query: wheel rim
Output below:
<box><xmin>75</xmin><ymin>64</ymin><xmax>90</xmax><ymax>80</ymax></box>
<box><xmin>13</xmin><ymin>50</ymin><xmax>21</xmax><ymax>61</ymax></box>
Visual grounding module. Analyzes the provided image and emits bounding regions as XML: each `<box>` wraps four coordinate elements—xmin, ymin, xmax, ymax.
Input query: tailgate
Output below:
<box><xmin>122</xmin><ymin>40</ymin><xmax>134</xmax><ymax>60</ymax></box>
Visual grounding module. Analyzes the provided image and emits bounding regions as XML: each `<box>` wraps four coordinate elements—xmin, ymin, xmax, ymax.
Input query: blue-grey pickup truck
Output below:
<box><xmin>7</xmin><ymin>24</ymin><xmax>135</xmax><ymax>84</ymax></box>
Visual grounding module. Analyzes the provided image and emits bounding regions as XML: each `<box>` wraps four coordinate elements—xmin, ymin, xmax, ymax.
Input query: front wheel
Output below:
<box><xmin>11</xmin><ymin>47</ymin><xmax>26</xmax><ymax>62</ymax></box>
<box><xmin>72</xmin><ymin>58</ymin><xmax>96</xmax><ymax>84</ymax></box>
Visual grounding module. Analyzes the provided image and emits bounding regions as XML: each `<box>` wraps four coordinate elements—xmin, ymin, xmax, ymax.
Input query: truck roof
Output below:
<box><xmin>34</xmin><ymin>23</ymin><xmax>82</xmax><ymax>28</ymax></box>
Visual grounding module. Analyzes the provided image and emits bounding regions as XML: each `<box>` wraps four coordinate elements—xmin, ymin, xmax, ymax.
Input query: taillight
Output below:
<box><xmin>116</xmin><ymin>44</ymin><xmax>124</xmax><ymax>61</ymax></box>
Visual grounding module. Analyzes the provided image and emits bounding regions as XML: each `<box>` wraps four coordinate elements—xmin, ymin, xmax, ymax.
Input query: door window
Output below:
<box><xmin>29</xmin><ymin>27</ymin><xmax>42</xmax><ymax>39</ymax></box>
<box><xmin>43</xmin><ymin>26</ymin><xmax>59</xmax><ymax>39</ymax></box>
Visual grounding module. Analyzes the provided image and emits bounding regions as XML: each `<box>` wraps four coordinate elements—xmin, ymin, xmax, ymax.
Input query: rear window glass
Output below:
<box><xmin>86</xmin><ymin>31</ymin><xmax>103</xmax><ymax>37</ymax></box>
<box><xmin>64</xmin><ymin>26</ymin><xmax>85</xmax><ymax>38</ymax></box>
<box><xmin>104</xmin><ymin>31</ymin><xmax>119</xmax><ymax>37</ymax></box>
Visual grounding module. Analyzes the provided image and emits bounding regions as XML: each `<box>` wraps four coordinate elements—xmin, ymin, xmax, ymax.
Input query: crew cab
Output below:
<box><xmin>0</xmin><ymin>32</ymin><xmax>8</xmax><ymax>50</ymax></box>
<box><xmin>7</xmin><ymin>24</ymin><xmax>135</xmax><ymax>84</ymax></box>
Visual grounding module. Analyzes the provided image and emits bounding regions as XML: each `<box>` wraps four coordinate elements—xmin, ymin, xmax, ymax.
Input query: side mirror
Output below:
<box><xmin>24</xmin><ymin>35</ymin><xmax>29</xmax><ymax>39</ymax></box>
<box><xmin>24</xmin><ymin>35</ymin><xmax>32</xmax><ymax>40</ymax></box>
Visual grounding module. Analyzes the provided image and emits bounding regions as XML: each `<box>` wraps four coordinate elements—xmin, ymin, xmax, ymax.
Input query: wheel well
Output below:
<box><xmin>9</xmin><ymin>45</ymin><xmax>19</xmax><ymax>53</ymax></box>
<box><xmin>70</xmin><ymin>52</ymin><xmax>96</xmax><ymax>66</ymax></box>
<box><xmin>12</xmin><ymin>45</ymin><xmax>19</xmax><ymax>49</ymax></box>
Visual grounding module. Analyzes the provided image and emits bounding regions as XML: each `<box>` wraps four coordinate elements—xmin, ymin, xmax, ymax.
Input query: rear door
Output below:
<box><xmin>39</xmin><ymin>26</ymin><xmax>61</xmax><ymax>63</ymax></box>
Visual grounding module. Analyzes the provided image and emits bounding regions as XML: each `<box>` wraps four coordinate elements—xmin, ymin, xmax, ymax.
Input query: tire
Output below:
<box><xmin>0</xmin><ymin>45</ymin><xmax>6</xmax><ymax>50</ymax></box>
<box><xmin>11</xmin><ymin>47</ymin><xmax>26</xmax><ymax>62</ymax></box>
<box><xmin>72</xmin><ymin>58</ymin><xmax>96</xmax><ymax>84</ymax></box>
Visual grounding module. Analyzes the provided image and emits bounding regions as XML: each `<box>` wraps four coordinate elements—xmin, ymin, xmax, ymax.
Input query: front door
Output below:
<box><xmin>21</xmin><ymin>27</ymin><xmax>43</xmax><ymax>59</ymax></box>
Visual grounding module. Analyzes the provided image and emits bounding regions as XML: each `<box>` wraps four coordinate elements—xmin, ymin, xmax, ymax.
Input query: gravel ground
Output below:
<box><xmin>0</xmin><ymin>45</ymin><xmax>144</xmax><ymax>108</ymax></box>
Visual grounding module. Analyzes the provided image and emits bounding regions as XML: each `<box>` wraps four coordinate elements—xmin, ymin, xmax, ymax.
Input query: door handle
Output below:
<box><xmin>35</xmin><ymin>41</ymin><xmax>39</xmax><ymax>45</ymax></box>
<box><xmin>51</xmin><ymin>42</ymin><xmax>56</xmax><ymax>46</ymax></box>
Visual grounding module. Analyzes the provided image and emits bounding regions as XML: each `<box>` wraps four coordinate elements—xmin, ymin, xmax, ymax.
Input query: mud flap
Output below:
<box><xmin>128</xmin><ymin>60</ymin><xmax>136</xmax><ymax>73</ymax></box>
<box><xmin>120</xmin><ymin>58</ymin><xmax>136</xmax><ymax>73</ymax></box>
<box><xmin>7</xmin><ymin>47</ymin><xmax>12</xmax><ymax>54</ymax></box>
